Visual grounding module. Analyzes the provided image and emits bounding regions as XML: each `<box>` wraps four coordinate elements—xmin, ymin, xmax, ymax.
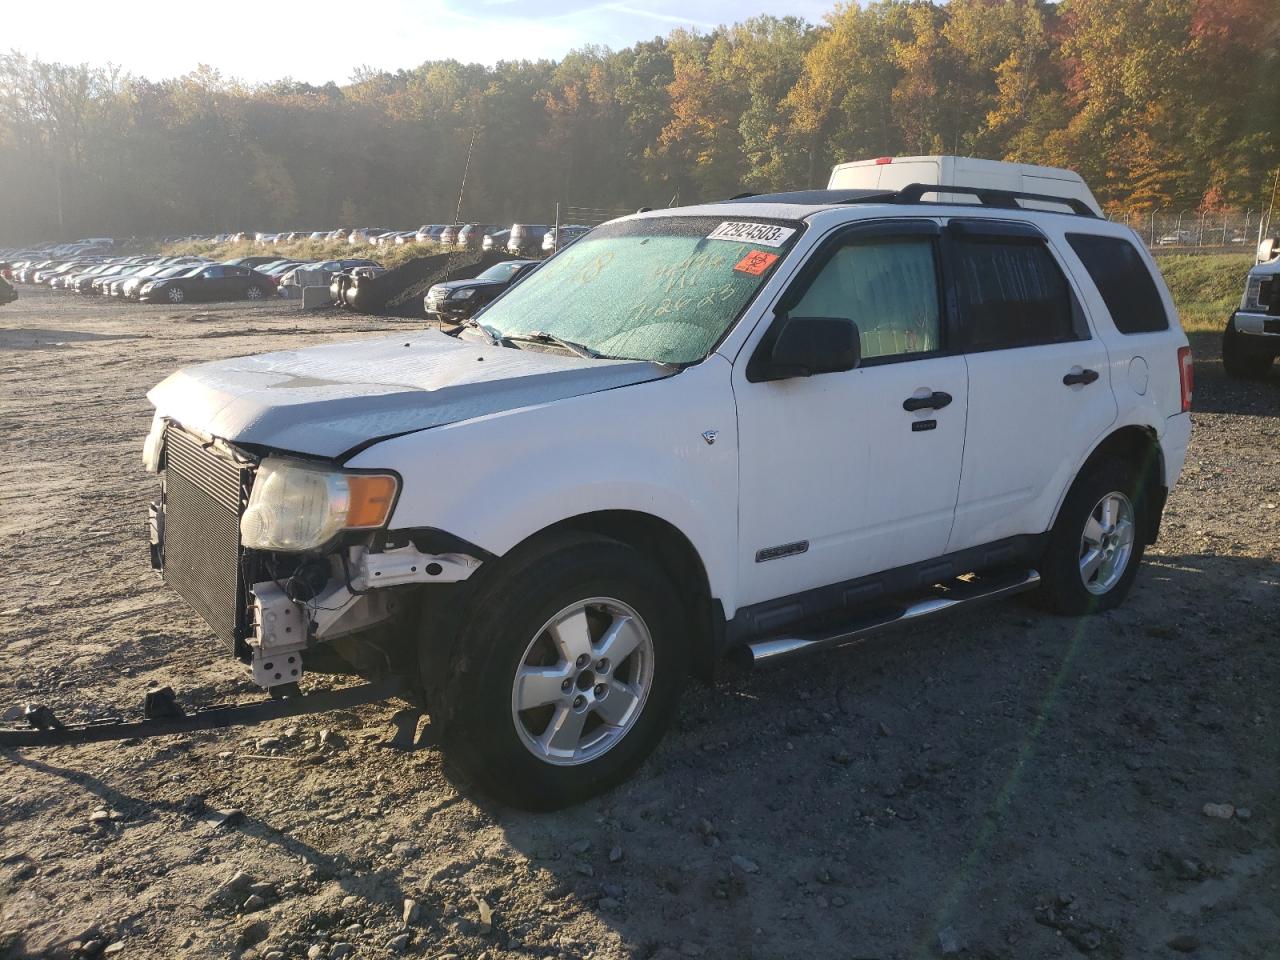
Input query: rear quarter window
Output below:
<box><xmin>1066</xmin><ymin>234</ymin><xmax>1169</xmax><ymax>334</ymax></box>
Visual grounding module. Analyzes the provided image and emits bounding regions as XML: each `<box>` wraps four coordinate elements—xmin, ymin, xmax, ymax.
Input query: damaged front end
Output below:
<box><xmin>145</xmin><ymin>418</ymin><xmax>480</xmax><ymax>691</ymax></box>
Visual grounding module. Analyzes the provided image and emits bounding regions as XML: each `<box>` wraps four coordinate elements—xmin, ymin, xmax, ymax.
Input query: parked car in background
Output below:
<box><xmin>257</xmin><ymin>260</ymin><xmax>304</xmax><ymax>288</ymax></box>
<box><xmin>139</xmin><ymin>264</ymin><xmax>273</xmax><ymax>303</ymax></box>
<box><xmin>414</xmin><ymin>224</ymin><xmax>444</xmax><ymax>243</ymax></box>
<box><xmin>482</xmin><ymin>229</ymin><xmax>511</xmax><ymax>253</ymax></box>
<box><xmin>542</xmin><ymin>225</ymin><xmax>591</xmax><ymax>253</ymax></box>
<box><xmin>508</xmin><ymin>223</ymin><xmax>552</xmax><ymax>255</ymax></box>
<box><xmin>423</xmin><ymin>259</ymin><xmax>539</xmax><ymax>322</ymax></box>
<box><xmin>350</xmin><ymin>227</ymin><xmax>392</xmax><ymax>245</ymax></box>
<box><xmin>1156</xmin><ymin>231</ymin><xmax>1193</xmax><ymax>246</ymax></box>
<box><xmin>457</xmin><ymin>224</ymin><xmax>498</xmax><ymax>249</ymax></box>
<box><xmin>1222</xmin><ymin>237</ymin><xmax>1280</xmax><ymax>380</ymax></box>
<box><xmin>439</xmin><ymin>225</ymin><xmax>464</xmax><ymax>246</ymax></box>
<box><xmin>122</xmin><ymin>264</ymin><xmax>203</xmax><ymax>300</ymax></box>
<box><xmin>225</xmin><ymin>256</ymin><xmax>285</xmax><ymax>269</ymax></box>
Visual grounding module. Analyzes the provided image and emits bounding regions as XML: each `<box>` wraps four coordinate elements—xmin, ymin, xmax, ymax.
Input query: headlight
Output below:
<box><xmin>426</xmin><ymin>285</ymin><xmax>446</xmax><ymax>299</ymax></box>
<box><xmin>240</xmin><ymin>458</ymin><xmax>398</xmax><ymax>551</ymax></box>
<box><xmin>140</xmin><ymin>282</ymin><xmax>156</xmax><ymax>292</ymax></box>
<box><xmin>452</xmin><ymin>288</ymin><xmax>476</xmax><ymax>300</ymax></box>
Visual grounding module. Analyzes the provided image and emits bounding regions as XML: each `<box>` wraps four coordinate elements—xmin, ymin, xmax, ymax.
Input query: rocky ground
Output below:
<box><xmin>0</xmin><ymin>286</ymin><xmax>1277</xmax><ymax>960</ymax></box>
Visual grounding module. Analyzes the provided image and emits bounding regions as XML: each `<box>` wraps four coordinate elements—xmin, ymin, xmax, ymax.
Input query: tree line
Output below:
<box><xmin>1</xmin><ymin>0</ymin><xmax>1276</xmax><ymax>243</ymax></box>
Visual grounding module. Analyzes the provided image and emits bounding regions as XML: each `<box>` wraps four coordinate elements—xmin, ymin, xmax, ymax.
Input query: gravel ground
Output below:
<box><xmin>0</xmin><ymin>287</ymin><xmax>1277</xmax><ymax>960</ymax></box>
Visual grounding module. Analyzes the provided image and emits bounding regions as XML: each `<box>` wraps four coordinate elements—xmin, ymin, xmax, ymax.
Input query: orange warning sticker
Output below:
<box><xmin>733</xmin><ymin>250</ymin><xmax>779</xmax><ymax>275</ymax></box>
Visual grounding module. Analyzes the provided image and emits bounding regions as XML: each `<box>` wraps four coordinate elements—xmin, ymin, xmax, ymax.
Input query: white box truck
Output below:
<box><xmin>828</xmin><ymin>155</ymin><xmax>1104</xmax><ymax>216</ymax></box>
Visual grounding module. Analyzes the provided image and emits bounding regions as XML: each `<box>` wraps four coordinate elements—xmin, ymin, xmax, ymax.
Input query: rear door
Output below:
<box><xmin>943</xmin><ymin>219</ymin><xmax>1116</xmax><ymax>553</ymax></box>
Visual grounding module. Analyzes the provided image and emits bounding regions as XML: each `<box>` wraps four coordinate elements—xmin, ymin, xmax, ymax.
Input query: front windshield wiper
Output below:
<box><xmin>506</xmin><ymin>331</ymin><xmax>602</xmax><ymax>359</ymax></box>
<box><xmin>458</xmin><ymin>316</ymin><xmax>504</xmax><ymax>346</ymax></box>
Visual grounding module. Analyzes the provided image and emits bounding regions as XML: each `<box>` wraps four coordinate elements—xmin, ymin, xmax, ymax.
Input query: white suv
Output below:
<box><xmin>144</xmin><ymin>171</ymin><xmax>1193</xmax><ymax>808</ymax></box>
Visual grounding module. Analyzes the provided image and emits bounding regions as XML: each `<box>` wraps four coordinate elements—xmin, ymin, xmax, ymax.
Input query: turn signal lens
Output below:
<box><xmin>346</xmin><ymin>474</ymin><xmax>398</xmax><ymax>528</ymax></box>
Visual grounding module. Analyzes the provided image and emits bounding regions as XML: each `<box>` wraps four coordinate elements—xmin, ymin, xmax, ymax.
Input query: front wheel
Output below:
<box><xmin>1037</xmin><ymin>461</ymin><xmax>1146</xmax><ymax>615</ymax></box>
<box><xmin>1222</xmin><ymin>317</ymin><xmax>1274</xmax><ymax>380</ymax></box>
<box><xmin>432</xmin><ymin>533</ymin><xmax>686</xmax><ymax>809</ymax></box>
<box><xmin>166</xmin><ymin>286</ymin><xmax>186</xmax><ymax>304</ymax></box>
<box><xmin>245</xmin><ymin>285</ymin><xmax>264</xmax><ymax>300</ymax></box>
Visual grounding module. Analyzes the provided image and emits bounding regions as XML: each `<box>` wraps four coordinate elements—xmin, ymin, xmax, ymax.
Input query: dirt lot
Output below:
<box><xmin>1</xmin><ymin>286</ymin><xmax>1277</xmax><ymax>960</ymax></box>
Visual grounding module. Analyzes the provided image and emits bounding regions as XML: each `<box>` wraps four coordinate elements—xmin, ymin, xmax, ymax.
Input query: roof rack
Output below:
<box><xmin>888</xmin><ymin>183</ymin><xmax>1099</xmax><ymax>218</ymax></box>
<box><xmin>720</xmin><ymin>188</ymin><xmax>898</xmax><ymax>206</ymax></box>
<box><xmin>719</xmin><ymin>184</ymin><xmax>1099</xmax><ymax>218</ymax></box>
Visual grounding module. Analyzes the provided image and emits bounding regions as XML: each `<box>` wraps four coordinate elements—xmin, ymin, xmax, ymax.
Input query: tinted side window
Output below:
<box><xmin>788</xmin><ymin>237</ymin><xmax>941</xmax><ymax>362</ymax></box>
<box><xmin>953</xmin><ymin>238</ymin><xmax>1077</xmax><ymax>351</ymax></box>
<box><xmin>1066</xmin><ymin>233</ymin><xmax>1169</xmax><ymax>334</ymax></box>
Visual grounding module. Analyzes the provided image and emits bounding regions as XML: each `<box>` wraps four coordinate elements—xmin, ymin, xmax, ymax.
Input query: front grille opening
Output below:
<box><xmin>161</xmin><ymin>429</ymin><xmax>253</xmax><ymax>654</ymax></box>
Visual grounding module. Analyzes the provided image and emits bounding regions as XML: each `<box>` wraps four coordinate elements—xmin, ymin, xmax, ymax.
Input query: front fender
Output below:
<box><xmin>345</xmin><ymin>355</ymin><xmax>741</xmax><ymax>613</ymax></box>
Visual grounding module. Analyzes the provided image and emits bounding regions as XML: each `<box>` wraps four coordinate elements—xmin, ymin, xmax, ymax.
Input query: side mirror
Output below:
<box><xmin>755</xmin><ymin>316</ymin><xmax>861</xmax><ymax>381</ymax></box>
<box><xmin>1258</xmin><ymin>238</ymin><xmax>1277</xmax><ymax>265</ymax></box>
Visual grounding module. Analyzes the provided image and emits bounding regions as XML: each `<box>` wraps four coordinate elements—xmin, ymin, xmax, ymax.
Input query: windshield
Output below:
<box><xmin>477</xmin><ymin>261</ymin><xmax>526</xmax><ymax>282</ymax></box>
<box><xmin>476</xmin><ymin>215</ymin><xmax>801</xmax><ymax>364</ymax></box>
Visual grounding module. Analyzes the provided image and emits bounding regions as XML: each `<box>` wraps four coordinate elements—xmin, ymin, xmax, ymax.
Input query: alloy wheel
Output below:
<box><xmin>510</xmin><ymin>598</ymin><xmax>654</xmax><ymax>766</ymax></box>
<box><xmin>167</xmin><ymin>287</ymin><xmax>185</xmax><ymax>303</ymax></box>
<box><xmin>1079</xmin><ymin>491</ymin><xmax>1135</xmax><ymax>595</ymax></box>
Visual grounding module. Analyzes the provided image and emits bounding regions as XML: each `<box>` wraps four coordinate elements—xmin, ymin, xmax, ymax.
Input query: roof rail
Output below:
<box><xmin>890</xmin><ymin>183</ymin><xmax>1099</xmax><ymax>218</ymax></box>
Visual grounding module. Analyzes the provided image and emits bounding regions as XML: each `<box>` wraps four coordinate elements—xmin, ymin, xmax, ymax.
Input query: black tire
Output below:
<box><xmin>1037</xmin><ymin>460</ymin><xmax>1147</xmax><ymax>616</ymax></box>
<box><xmin>245</xmin><ymin>285</ymin><xmax>264</xmax><ymax>301</ymax></box>
<box><xmin>1222</xmin><ymin>317</ymin><xmax>1274</xmax><ymax>380</ymax></box>
<box><xmin>431</xmin><ymin>532</ymin><xmax>686</xmax><ymax>810</ymax></box>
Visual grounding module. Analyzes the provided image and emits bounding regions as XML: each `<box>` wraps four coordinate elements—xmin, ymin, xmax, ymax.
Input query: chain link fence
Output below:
<box><xmin>1107</xmin><ymin>208</ymin><xmax>1274</xmax><ymax>253</ymax></box>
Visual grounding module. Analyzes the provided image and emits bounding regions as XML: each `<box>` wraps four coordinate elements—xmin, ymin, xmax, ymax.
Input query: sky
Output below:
<box><xmin>5</xmin><ymin>0</ymin><xmax>837</xmax><ymax>84</ymax></box>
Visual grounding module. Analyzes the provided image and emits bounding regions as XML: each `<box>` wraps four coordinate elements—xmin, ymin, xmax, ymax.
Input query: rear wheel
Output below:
<box><xmin>1037</xmin><ymin>460</ymin><xmax>1146</xmax><ymax>615</ymax></box>
<box><xmin>432</xmin><ymin>533</ymin><xmax>686</xmax><ymax>809</ymax></box>
<box><xmin>1222</xmin><ymin>317</ymin><xmax>1274</xmax><ymax>379</ymax></box>
<box><xmin>245</xmin><ymin>285</ymin><xmax>264</xmax><ymax>300</ymax></box>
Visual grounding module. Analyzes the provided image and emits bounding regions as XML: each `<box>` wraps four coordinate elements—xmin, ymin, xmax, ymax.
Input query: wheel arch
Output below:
<box><xmin>506</xmin><ymin>510</ymin><xmax>721</xmax><ymax>681</ymax></box>
<box><xmin>1052</xmin><ymin>425</ymin><xmax>1166</xmax><ymax>544</ymax></box>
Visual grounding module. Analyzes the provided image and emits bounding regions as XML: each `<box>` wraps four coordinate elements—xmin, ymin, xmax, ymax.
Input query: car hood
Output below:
<box><xmin>148</xmin><ymin>328</ymin><xmax>674</xmax><ymax>459</ymax></box>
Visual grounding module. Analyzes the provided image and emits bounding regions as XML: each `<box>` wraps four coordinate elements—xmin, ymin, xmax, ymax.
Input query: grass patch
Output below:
<box><xmin>1154</xmin><ymin>253</ymin><xmax>1252</xmax><ymax>335</ymax></box>
<box><xmin>162</xmin><ymin>237</ymin><xmax>457</xmax><ymax>270</ymax></box>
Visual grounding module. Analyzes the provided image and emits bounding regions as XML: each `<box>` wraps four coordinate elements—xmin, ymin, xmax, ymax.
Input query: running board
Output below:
<box><xmin>746</xmin><ymin>568</ymin><xmax>1041</xmax><ymax>664</ymax></box>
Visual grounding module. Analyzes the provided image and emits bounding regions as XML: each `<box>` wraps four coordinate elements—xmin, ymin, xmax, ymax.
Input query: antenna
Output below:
<box><xmin>454</xmin><ymin>127</ymin><xmax>478</xmax><ymax>226</ymax></box>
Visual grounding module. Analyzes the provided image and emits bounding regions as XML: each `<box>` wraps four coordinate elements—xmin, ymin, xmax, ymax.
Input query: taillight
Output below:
<box><xmin>1177</xmin><ymin>346</ymin><xmax>1193</xmax><ymax>412</ymax></box>
<box><xmin>875</xmin><ymin>156</ymin><xmax>894</xmax><ymax>165</ymax></box>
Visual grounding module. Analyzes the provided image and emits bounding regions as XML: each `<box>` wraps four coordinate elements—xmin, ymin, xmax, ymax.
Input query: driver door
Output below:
<box><xmin>733</xmin><ymin>220</ymin><xmax>969</xmax><ymax>608</ymax></box>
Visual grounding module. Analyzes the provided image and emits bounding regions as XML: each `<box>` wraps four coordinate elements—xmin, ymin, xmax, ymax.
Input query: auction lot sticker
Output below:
<box><xmin>706</xmin><ymin>222</ymin><xmax>796</xmax><ymax>247</ymax></box>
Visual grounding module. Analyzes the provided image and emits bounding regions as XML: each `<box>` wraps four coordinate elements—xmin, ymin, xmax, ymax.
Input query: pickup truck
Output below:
<box><xmin>1222</xmin><ymin>238</ymin><xmax>1280</xmax><ymax>379</ymax></box>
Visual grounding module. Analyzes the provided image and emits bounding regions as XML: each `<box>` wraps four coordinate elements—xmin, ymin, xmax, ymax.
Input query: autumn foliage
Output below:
<box><xmin>1</xmin><ymin>0</ymin><xmax>1276</xmax><ymax>242</ymax></box>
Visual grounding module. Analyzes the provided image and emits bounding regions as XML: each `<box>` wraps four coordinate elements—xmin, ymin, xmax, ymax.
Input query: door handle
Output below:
<box><xmin>902</xmin><ymin>391</ymin><xmax>953</xmax><ymax>412</ymax></box>
<box><xmin>1063</xmin><ymin>368</ymin><xmax>1100</xmax><ymax>386</ymax></box>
